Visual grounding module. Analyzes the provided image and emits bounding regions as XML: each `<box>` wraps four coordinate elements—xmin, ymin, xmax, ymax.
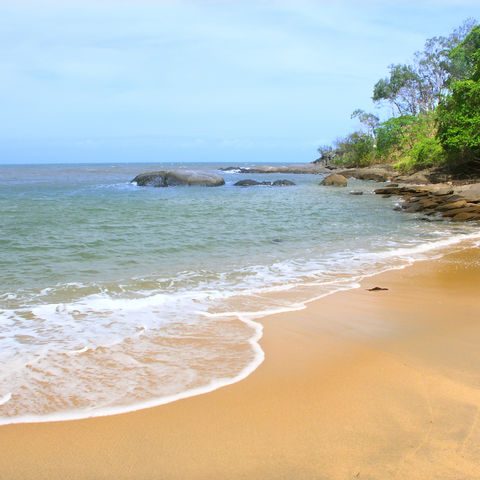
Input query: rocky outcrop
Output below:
<box><xmin>320</xmin><ymin>173</ymin><xmax>347</xmax><ymax>187</ymax></box>
<box><xmin>220</xmin><ymin>164</ymin><xmax>329</xmax><ymax>174</ymax></box>
<box><xmin>234</xmin><ymin>179</ymin><xmax>295</xmax><ymax>187</ymax></box>
<box><xmin>337</xmin><ymin>165</ymin><xmax>396</xmax><ymax>182</ymax></box>
<box><xmin>374</xmin><ymin>183</ymin><xmax>480</xmax><ymax>222</ymax></box>
<box><xmin>132</xmin><ymin>170</ymin><xmax>225</xmax><ymax>187</ymax></box>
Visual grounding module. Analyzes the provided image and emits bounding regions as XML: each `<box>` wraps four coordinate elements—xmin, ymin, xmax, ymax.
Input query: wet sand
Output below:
<box><xmin>1</xmin><ymin>247</ymin><xmax>480</xmax><ymax>479</ymax></box>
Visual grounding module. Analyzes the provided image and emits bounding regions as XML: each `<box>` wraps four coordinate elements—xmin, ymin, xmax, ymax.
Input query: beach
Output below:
<box><xmin>1</xmin><ymin>245</ymin><xmax>479</xmax><ymax>479</ymax></box>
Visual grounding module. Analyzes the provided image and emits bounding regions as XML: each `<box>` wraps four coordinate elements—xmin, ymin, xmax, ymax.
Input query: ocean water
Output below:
<box><xmin>1</xmin><ymin>162</ymin><xmax>479</xmax><ymax>424</ymax></box>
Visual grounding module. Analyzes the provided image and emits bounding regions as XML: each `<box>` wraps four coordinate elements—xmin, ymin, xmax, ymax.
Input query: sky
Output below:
<box><xmin>1</xmin><ymin>0</ymin><xmax>480</xmax><ymax>164</ymax></box>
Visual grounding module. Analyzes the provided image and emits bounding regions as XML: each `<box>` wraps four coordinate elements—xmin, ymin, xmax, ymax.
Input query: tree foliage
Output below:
<box><xmin>318</xmin><ymin>20</ymin><xmax>480</xmax><ymax>173</ymax></box>
<box><xmin>437</xmin><ymin>25</ymin><xmax>480</xmax><ymax>167</ymax></box>
<box><xmin>333</xmin><ymin>132</ymin><xmax>375</xmax><ymax>167</ymax></box>
<box><xmin>437</xmin><ymin>80</ymin><xmax>480</xmax><ymax>166</ymax></box>
<box><xmin>372</xmin><ymin>19</ymin><xmax>477</xmax><ymax>116</ymax></box>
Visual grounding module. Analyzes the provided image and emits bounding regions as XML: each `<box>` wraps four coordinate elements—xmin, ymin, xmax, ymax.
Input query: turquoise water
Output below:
<box><xmin>1</xmin><ymin>162</ymin><xmax>478</xmax><ymax>423</ymax></box>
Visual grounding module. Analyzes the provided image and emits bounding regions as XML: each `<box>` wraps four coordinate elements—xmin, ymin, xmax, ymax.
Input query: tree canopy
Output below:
<box><xmin>320</xmin><ymin>19</ymin><xmax>480</xmax><ymax>173</ymax></box>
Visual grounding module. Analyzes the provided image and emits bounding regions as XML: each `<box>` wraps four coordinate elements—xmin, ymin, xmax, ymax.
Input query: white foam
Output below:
<box><xmin>1</xmin><ymin>231</ymin><xmax>479</xmax><ymax>425</ymax></box>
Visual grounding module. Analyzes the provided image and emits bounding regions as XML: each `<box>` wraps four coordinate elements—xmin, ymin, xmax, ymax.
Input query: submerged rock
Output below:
<box><xmin>320</xmin><ymin>173</ymin><xmax>347</xmax><ymax>187</ymax></box>
<box><xmin>233</xmin><ymin>179</ymin><xmax>296</xmax><ymax>187</ymax></box>
<box><xmin>234</xmin><ymin>179</ymin><xmax>270</xmax><ymax>187</ymax></box>
<box><xmin>272</xmin><ymin>179</ymin><xmax>295</xmax><ymax>186</ymax></box>
<box><xmin>132</xmin><ymin>170</ymin><xmax>225</xmax><ymax>187</ymax></box>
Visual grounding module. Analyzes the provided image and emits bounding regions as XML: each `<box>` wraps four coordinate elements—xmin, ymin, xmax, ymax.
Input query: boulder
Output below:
<box><xmin>132</xmin><ymin>170</ymin><xmax>225</xmax><ymax>187</ymax></box>
<box><xmin>453</xmin><ymin>183</ymin><xmax>480</xmax><ymax>203</ymax></box>
<box><xmin>394</xmin><ymin>172</ymin><xmax>430</xmax><ymax>185</ymax></box>
<box><xmin>272</xmin><ymin>179</ymin><xmax>295</xmax><ymax>186</ymax></box>
<box><xmin>320</xmin><ymin>173</ymin><xmax>347</xmax><ymax>187</ymax></box>
<box><xmin>349</xmin><ymin>191</ymin><xmax>363</xmax><ymax>195</ymax></box>
<box><xmin>337</xmin><ymin>166</ymin><xmax>395</xmax><ymax>182</ymax></box>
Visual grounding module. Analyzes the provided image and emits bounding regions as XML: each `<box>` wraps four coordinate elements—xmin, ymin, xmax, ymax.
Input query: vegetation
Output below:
<box><xmin>319</xmin><ymin>20</ymin><xmax>480</xmax><ymax>173</ymax></box>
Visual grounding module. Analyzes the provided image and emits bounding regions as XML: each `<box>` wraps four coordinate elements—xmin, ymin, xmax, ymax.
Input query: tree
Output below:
<box><xmin>372</xmin><ymin>20</ymin><xmax>478</xmax><ymax>116</ymax></box>
<box><xmin>351</xmin><ymin>109</ymin><xmax>379</xmax><ymax>138</ymax></box>
<box><xmin>333</xmin><ymin>132</ymin><xmax>375</xmax><ymax>167</ymax></box>
<box><xmin>373</xmin><ymin>64</ymin><xmax>423</xmax><ymax>115</ymax></box>
<box><xmin>437</xmin><ymin>80</ymin><xmax>480</xmax><ymax>167</ymax></box>
<box><xmin>447</xmin><ymin>23</ymin><xmax>480</xmax><ymax>82</ymax></box>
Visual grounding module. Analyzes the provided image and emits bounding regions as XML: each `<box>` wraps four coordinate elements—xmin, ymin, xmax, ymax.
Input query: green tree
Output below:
<box><xmin>437</xmin><ymin>80</ymin><xmax>480</xmax><ymax>166</ymax></box>
<box><xmin>333</xmin><ymin>132</ymin><xmax>375</xmax><ymax>167</ymax></box>
<box><xmin>437</xmin><ymin>24</ymin><xmax>480</xmax><ymax>168</ymax></box>
<box><xmin>372</xmin><ymin>20</ymin><xmax>477</xmax><ymax>116</ymax></box>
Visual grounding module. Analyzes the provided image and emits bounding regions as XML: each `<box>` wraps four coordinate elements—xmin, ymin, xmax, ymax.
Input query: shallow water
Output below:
<box><xmin>1</xmin><ymin>162</ymin><xmax>479</xmax><ymax>423</ymax></box>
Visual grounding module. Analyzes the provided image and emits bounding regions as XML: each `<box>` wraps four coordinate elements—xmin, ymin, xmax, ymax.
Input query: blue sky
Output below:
<box><xmin>1</xmin><ymin>0</ymin><xmax>480</xmax><ymax>164</ymax></box>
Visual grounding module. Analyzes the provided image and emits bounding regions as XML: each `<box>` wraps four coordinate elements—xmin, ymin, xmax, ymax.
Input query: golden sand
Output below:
<box><xmin>1</xmin><ymin>247</ymin><xmax>480</xmax><ymax>479</ymax></box>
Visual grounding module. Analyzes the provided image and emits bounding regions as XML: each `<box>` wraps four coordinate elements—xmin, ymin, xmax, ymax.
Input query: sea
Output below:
<box><xmin>1</xmin><ymin>162</ymin><xmax>479</xmax><ymax>424</ymax></box>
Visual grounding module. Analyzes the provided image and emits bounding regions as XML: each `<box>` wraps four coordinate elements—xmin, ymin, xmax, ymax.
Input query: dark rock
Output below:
<box><xmin>272</xmin><ymin>179</ymin><xmax>295</xmax><ymax>186</ymax></box>
<box><xmin>234</xmin><ymin>179</ymin><xmax>271</xmax><ymax>187</ymax></box>
<box><xmin>349</xmin><ymin>191</ymin><xmax>363</xmax><ymax>195</ymax></box>
<box><xmin>367</xmin><ymin>286</ymin><xmax>389</xmax><ymax>291</ymax></box>
<box><xmin>132</xmin><ymin>170</ymin><xmax>225</xmax><ymax>187</ymax></box>
<box><xmin>320</xmin><ymin>173</ymin><xmax>347</xmax><ymax>187</ymax></box>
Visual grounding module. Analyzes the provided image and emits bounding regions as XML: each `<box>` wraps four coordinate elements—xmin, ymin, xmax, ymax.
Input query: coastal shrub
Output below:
<box><xmin>395</xmin><ymin>136</ymin><xmax>445</xmax><ymax>172</ymax></box>
<box><xmin>333</xmin><ymin>132</ymin><xmax>375</xmax><ymax>167</ymax></box>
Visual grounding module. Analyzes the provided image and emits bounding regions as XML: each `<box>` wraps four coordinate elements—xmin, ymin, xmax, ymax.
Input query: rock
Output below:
<box><xmin>453</xmin><ymin>183</ymin><xmax>480</xmax><ymax>203</ymax></box>
<box><xmin>272</xmin><ymin>179</ymin><xmax>295</xmax><ymax>186</ymax></box>
<box><xmin>132</xmin><ymin>170</ymin><xmax>225</xmax><ymax>187</ymax></box>
<box><xmin>429</xmin><ymin>185</ymin><xmax>454</xmax><ymax>196</ymax></box>
<box><xmin>233</xmin><ymin>179</ymin><xmax>295</xmax><ymax>187</ymax></box>
<box><xmin>441</xmin><ymin>204</ymin><xmax>480</xmax><ymax>217</ymax></box>
<box><xmin>349</xmin><ymin>191</ymin><xmax>363</xmax><ymax>195</ymax></box>
<box><xmin>436</xmin><ymin>200</ymin><xmax>467</xmax><ymax>212</ymax></box>
<box><xmin>451</xmin><ymin>212</ymin><xmax>480</xmax><ymax>222</ymax></box>
<box><xmin>394</xmin><ymin>172</ymin><xmax>430</xmax><ymax>185</ymax></box>
<box><xmin>320</xmin><ymin>173</ymin><xmax>347</xmax><ymax>187</ymax></box>
<box><xmin>337</xmin><ymin>166</ymin><xmax>395</xmax><ymax>182</ymax></box>
<box><xmin>234</xmin><ymin>179</ymin><xmax>271</xmax><ymax>186</ymax></box>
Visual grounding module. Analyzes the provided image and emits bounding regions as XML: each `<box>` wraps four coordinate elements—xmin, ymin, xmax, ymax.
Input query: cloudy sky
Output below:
<box><xmin>1</xmin><ymin>0</ymin><xmax>480</xmax><ymax>164</ymax></box>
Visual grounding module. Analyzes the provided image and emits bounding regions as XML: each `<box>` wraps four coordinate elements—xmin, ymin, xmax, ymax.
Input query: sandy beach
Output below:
<box><xmin>1</xmin><ymin>246</ymin><xmax>480</xmax><ymax>479</ymax></box>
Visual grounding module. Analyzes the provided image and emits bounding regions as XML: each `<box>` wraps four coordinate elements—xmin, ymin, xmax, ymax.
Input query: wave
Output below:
<box><xmin>0</xmin><ymin>231</ymin><xmax>479</xmax><ymax>425</ymax></box>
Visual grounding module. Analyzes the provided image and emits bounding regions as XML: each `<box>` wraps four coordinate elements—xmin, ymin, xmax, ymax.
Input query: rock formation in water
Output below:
<box><xmin>132</xmin><ymin>170</ymin><xmax>225</xmax><ymax>187</ymax></box>
<box><xmin>320</xmin><ymin>173</ymin><xmax>348</xmax><ymax>187</ymax></box>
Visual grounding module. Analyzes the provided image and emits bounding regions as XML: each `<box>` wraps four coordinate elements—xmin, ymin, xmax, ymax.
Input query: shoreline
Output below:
<box><xmin>1</xmin><ymin>244</ymin><xmax>480</xmax><ymax>478</ymax></box>
<box><xmin>1</xmin><ymin>233</ymin><xmax>479</xmax><ymax>427</ymax></box>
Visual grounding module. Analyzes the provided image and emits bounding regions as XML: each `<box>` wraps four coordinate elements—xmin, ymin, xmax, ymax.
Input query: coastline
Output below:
<box><xmin>1</xmin><ymin>245</ymin><xmax>480</xmax><ymax>478</ymax></box>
